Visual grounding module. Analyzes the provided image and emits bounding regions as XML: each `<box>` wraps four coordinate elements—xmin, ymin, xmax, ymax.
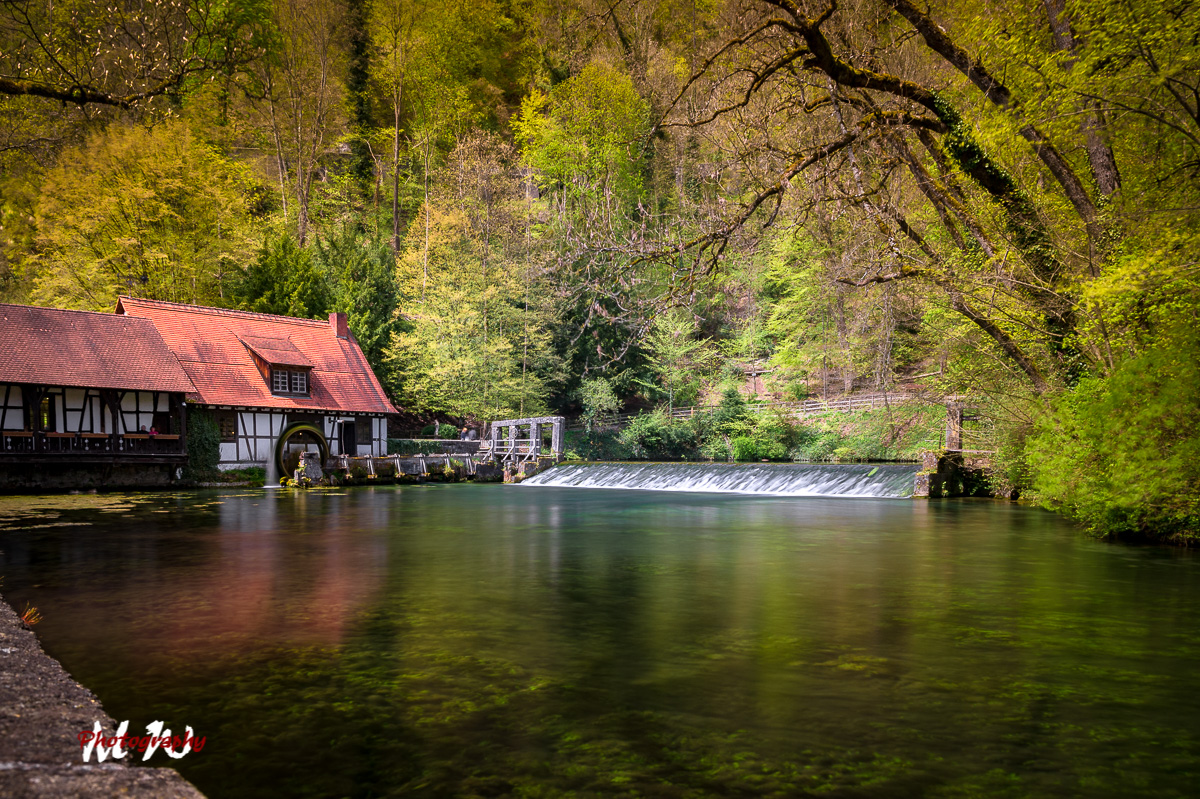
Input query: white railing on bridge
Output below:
<box><xmin>483</xmin><ymin>416</ymin><xmax>566</xmax><ymax>464</ymax></box>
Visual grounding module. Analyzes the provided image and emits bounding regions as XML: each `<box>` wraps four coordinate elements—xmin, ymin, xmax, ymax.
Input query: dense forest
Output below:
<box><xmin>2</xmin><ymin>0</ymin><xmax>1198</xmax><ymax>541</ymax></box>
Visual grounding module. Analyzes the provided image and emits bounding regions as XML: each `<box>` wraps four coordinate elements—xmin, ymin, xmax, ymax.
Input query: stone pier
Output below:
<box><xmin>913</xmin><ymin>450</ymin><xmax>993</xmax><ymax>498</ymax></box>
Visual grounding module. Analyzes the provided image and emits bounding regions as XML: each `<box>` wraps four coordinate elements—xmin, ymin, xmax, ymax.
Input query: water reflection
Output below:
<box><xmin>0</xmin><ymin>488</ymin><xmax>1197</xmax><ymax>798</ymax></box>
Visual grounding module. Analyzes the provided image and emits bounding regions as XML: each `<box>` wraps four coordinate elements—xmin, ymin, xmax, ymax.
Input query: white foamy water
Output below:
<box><xmin>521</xmin><ymin>462</ymin><xmax>917</xmax><ymax>498</ymax></box>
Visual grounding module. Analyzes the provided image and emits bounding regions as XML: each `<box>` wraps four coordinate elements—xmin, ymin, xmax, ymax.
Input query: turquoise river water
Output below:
<box><xmin>0</xmin><ymin>484</ymin><xmax>1197</xmax><ymax>798</ymax></box>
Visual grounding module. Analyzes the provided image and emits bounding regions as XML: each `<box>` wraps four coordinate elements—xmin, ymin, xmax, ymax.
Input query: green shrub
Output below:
<box><xmin>568</xmin><ymin>398</ymin><xmax>942</xmax><ymax>465</ymax></box>
<box><xmin>713</xmin><ymin>386</ymin><xmax>749</xmax><ymax>433</ymax></box>
<box><xmin>578</xmin><ymin>377</ymin><xmax>622</xmax><ymax>432</ymax></box>
<box><xmin>218</xmin><ymin>466</ymin><xmax>266</xmax><ymax>486</ymax></box>
<box><xmin>618</xmin><ymin>410</ymin><xmax>698</xmax><ymax>460</ymax></box>
<box><xmin>731</xmin><ymin>436</ymin><xmax>758</xmax><ymax>461</ymax></box>
<box><xmin>786</xmin><ymin>405</ymin><xmax>944</xmax><ymax>461</ymax></box>
<box><xmin>699</xmin><ymin>438</ymin><xmax>730</xmax><ymax>461</ymax></box>
<box><xmin>756</xmin><ymin>438</ymin><xmax>788</xmax><ymax>461</ymax></box>
<box><xmin>183</xmin><ymin>411</ymin><xmax>221</xmax><ymax>482</ymax></box>
<box><xmin>790</xmin><ymin>428</ymin><xmax>837</xmax><ymax>461</ymax></box>
<box><xmin>417</xmin><ymin>423</ymin><xmax>460</xmax><ymax>438</ymax></box>
<box><xmin>566</xmin><ymin>429</ymin><xmax>631</xmax><ymax>461</ymax></box>
<box><xmin>784</xmin><ymin>382</ymin><xmax>810</xmax><ymax>402</ymax></box>
<box><xmin>1025</xmin><ymin>322</ymin><xmax>1200</xmax><ymax>543</ymax></box>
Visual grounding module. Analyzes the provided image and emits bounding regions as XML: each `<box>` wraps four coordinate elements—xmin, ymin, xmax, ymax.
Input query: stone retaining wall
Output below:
<box><xmin>0</xmin><ymin>595</ymin><xmax>205</xmax><ymax>798</ymax></box>
<box><xmin>0</xmin><ymin>463</ymin><xmax>185</xmax><ymax>492</ymax></box>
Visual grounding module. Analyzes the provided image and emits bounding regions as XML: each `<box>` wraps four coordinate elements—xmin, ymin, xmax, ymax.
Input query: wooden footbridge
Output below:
<box><xmin>323</xmin><ymin>416</ymin><xmax>566</xmax><ymax>479</ymax></box>
<box><xmin>478</xmin><ymin>416</ymin><xmax>565</xmax><ymax>467</ymax></box>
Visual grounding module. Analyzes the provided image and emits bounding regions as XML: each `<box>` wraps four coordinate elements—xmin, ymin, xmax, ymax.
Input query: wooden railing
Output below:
<box><xmin>0</xmin><ymin>431</ymin><xmax>184</xmax><ymax>456</ymax></box>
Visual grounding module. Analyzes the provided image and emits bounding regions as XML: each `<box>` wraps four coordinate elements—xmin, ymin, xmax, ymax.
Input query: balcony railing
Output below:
<box><xmin>0</xmin><ymin>431</ymin><xmax>184</xmax><ymax>457</ymax></box>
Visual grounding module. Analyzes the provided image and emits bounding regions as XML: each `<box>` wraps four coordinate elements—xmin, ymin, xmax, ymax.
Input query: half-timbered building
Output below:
<box><xmin>0</xmin><ymin>304</ymin><xmax>194</xmax><ymax>476</ymax></box>
<box><xmin>116</xmin><ymin>298</ymin><xmax>396</xmax><ymax>476</ymax></box>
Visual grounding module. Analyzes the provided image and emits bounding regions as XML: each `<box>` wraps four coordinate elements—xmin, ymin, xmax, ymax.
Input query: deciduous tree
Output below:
<box><xmin>32</xmin><ymin>119</ymin><xmax>261</xmax><ymax>310</ymax></box>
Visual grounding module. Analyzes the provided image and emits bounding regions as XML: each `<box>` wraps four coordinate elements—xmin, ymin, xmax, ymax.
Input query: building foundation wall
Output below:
<box><xmin>0</xmin><ymin>462</ymin><xmax>185</xmax><ymax>492</ymax></box>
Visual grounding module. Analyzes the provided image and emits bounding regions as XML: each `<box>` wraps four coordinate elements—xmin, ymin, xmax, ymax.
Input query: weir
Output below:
<box><xmin>521</xmin><ymin>462</ymin><xmax>918</xmax><ymax>498</ymax></box>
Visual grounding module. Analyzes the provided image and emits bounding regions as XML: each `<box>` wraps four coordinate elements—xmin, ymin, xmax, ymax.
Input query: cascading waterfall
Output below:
<box><xmin>521</xmin><ymin>462</ymin><xmax>918</xmax><ymax>498</ymax></box>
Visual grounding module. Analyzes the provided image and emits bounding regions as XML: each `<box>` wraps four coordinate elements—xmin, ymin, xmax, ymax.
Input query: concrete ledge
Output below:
<box><xmin>0</xmin><ymin>596</ymin><xmax>204</xmax><ymax>798</ymax></box>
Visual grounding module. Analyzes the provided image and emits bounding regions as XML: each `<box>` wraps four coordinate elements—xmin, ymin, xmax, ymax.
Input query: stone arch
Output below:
<box><xmin>275</xmin><ymin>422</ymin><xmax>329</xmax><ymax>478</ymax></box>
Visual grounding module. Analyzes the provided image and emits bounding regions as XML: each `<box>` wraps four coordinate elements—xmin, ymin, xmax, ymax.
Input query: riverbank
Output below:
<box><xmin>0</xmin><ymin>595</ymin><xmax>204</xmax><ymax>798</ymax></box>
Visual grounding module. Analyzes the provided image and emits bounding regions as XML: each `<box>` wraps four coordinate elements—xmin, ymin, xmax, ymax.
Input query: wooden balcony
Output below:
<box><xmin>0</xmin><ymin>431</ymin><xmax>186</xmax><ymax>464</ymax></box>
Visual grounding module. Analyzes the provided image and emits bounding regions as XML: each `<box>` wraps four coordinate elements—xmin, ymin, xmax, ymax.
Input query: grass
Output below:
<box><xmin>20</xmin><ymin>603</ymin><xmax>42</xmax><ymax>626</ymax></box>
<box><xmin>213</xmin><ymin>467</ymin><xmax>266</xmax><ymax>486</ymax></box>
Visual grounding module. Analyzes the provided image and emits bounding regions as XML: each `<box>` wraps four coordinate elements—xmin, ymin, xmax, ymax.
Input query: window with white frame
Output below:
<box><xmin>272</xmin><ymin>368</ymin><xmax>310</xmax><ymax>396</ymax></box>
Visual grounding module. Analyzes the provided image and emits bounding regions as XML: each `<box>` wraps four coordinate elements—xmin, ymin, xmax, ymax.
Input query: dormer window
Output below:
<box><xmin>271</xmin><ymin>367</ymin><xmax>309</xmax><ymax>396</ymax></box>
<box><xmin>238</xmin><ymin>335</ymin><xmax>314</xmax><ymax>397</ymax></box>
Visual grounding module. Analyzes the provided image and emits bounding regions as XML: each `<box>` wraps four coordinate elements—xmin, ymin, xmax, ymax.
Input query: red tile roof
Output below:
<box><xmin>237</xmin><ymin>335</ymin><xmax>314</xmax><ymax>368</ymax></box>
<box><xmin>116</xmin><ymin>298</ymin><xmax>397</xmax><ymax>414</ymax></box>
<box><xmin>0</xmin><ymin>303</ymin><xmax>195</xmax><ymax>393</ymax></box>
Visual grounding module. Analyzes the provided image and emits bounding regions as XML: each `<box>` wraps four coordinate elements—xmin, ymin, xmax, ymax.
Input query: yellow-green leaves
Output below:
<box><xmin>32</xmin><ymin>119</ymin><xmax>261</xmax><ymax>310</ymax></box>
<box><xmin>514</xmin><ymin>62</ymin><xmax>650</xmax><ymax>203</ymax></box>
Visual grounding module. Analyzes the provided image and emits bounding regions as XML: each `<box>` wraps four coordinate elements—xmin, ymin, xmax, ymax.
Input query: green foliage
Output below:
<box><xmin>386</xmin><ymin>203</ymin><xmax>549</xmax><ymax>419</ymax></box>
<box><xmin>578</xmin><ymin>377</ymin><xmax>622</xmax><ymax>433</ymax></box>
<box><xmin>789</xmin><ymin>405</ymin><xmax>945</xmax><ymax>462</ymax></box>
<box><xmin>216</xmin><ymin>466</ymin><xmax>266</xmax><ymax>486</ymax></box>
<box><xmin>31</xmin><ymin>118</ymin><xmax>260</xmax><ymax>310</ymax></box>
<box><xmin>722</xmin><ymin>408</ymin><xmax>793</xmax><ymax>462</ymax></box>
<box><xmin>566</xmin><ymin>429</ymin><xmax>631</xmax><ymax>462</ymax></box>
<box><xmin>730</xmin><ymin>436</ymin><xmax>758</xmax><ymax>461</ymax></box>
<box><xmin>618</xmin><ymin>410</ymin><xmax>698</xmax><ymax>460</ymax></box>
<box><xmin>183</xmin><ymin>411</ymin><xmax>222</xmax><ymax>482</ymax></box>
<box><xmin>712</xmin><ymin>386</ymin><xmax>749</xmax><ymax>433</ymax></box>
<box><xmin>234</xmin><ymin>235</ymin><xmax>331</xmax><ymax>318</ymax></box>
<box><xmin>570</xmin><ymin>397</ymin><xmax>809</xmax><ymax>463</ymax></box>
<box><xmin>415</xmin><ymin>424</ymin><xmax>458</xmax><ymax>438</ymax></box>
<box><xmin>312</xmin><ymin>226</ymin><xmax>403</xmax><ymax>379</ymax></box>
<box><xmin>642</xmin><ymin>312</ymin><xmax>716</xmax><ymax>411</ymax></box>
<box><xmin>513</xmin><ymin>62</ymin><xmax>650</xmax><ymax>203</ymax></box>
<box><xmin>1025</xmin><ymin>321</ymin><xmax>1200</xmax><ymax>543</ymax></box>
<box><xmin>764</xmin><ymin>231</ymin><xmax>916</xmax><ymax>397</ymax></box>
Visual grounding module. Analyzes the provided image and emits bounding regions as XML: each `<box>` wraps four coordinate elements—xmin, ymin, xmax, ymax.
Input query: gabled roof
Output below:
<box><xmin>237</xmin><ymin>335</ymin><xmax>314</xmax><ymax>368</ymax></box>
<box><xmin>116</xmin><ymin>297</ymin><xmax>397</xmax><ymax>415</ymax></box>
<box><xmin>0</xmin><ymin>303</ymin><xmax>195</xmax><ymax>393</ymax></box>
